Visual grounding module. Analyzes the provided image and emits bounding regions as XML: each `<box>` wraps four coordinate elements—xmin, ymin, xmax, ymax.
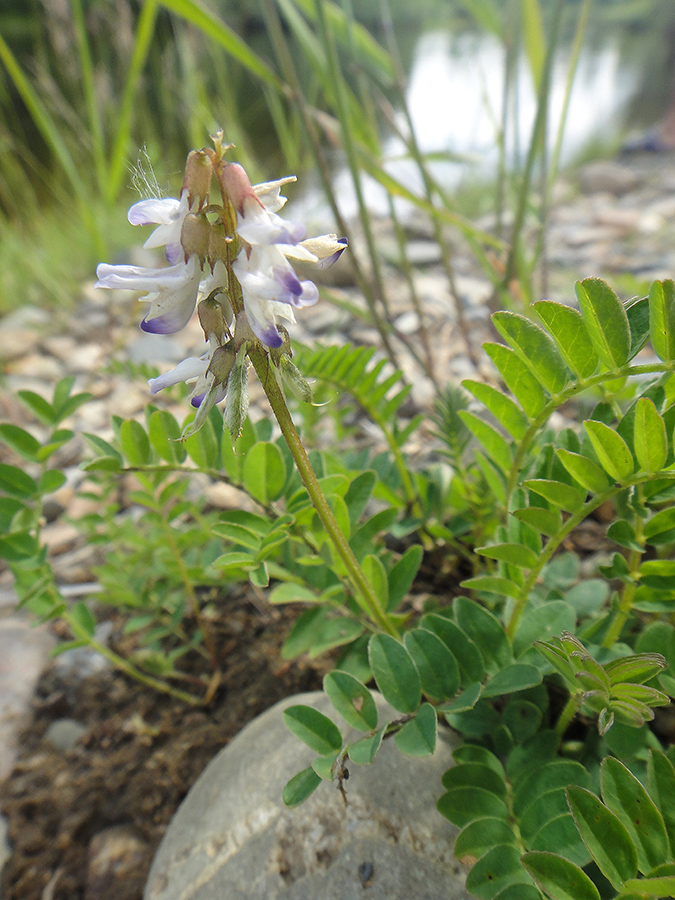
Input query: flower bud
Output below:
<box><xmin>225</xmin><ymin>346</ymin><xmax>250</xmax><ymax>442</ymax></box>
<box><xmin>180</xmin><ymin>213</ymin><xmax>211</xmax><ymax>266</ymax></box>
<box><xmin>198</xmin><ymin>292</ymin><xmax>231</xmax><ymax>342</ymax></box>
<box><xmin>207</xmin><ymin>226</ymin><xmax>233</xmax><ymax>268</ymax></box>
<box><xmin>181</xmin><ymin>150</ymin><xmax>213</xmax><ymax>211</ymax></box>
<box><xmin>207</xmin><ymin>343</ymin><xmax>236</xmax><ymax>385</ymax></box>
<box><xmin>218</xmin><ymin>162</ymin><xmax>260</xmax><ymax>216</ymax></box>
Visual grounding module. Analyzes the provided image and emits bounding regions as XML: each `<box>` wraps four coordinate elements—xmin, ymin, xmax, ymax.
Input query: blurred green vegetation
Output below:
<box><xmin>0</xmin><ymin>0</ymin><xmax>668</xmax><ymax>319</ymax></box>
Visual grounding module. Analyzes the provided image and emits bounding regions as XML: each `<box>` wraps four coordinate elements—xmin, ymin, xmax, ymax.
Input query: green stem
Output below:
<box><xmin>505</xmin><ymin>473</ymin><xmax>675</xmax><ymax>640</ymax></box>
<box><xmin>249</xmin><ymin>343</ymin><xmax>398</xmax><ymax>637</ymax></box>
<box><xmin>555</xmin><ymin>693</ymin><xmax>581</xmax><ymax>739</ymax></box>
<box><xmin>505</xmin><ymin>361</ymin><xmax>675</xmax><ymax>503</ymax></box>
<box><xmin>602</xmin><ymin>493</ymin><xmax>645</xmax><ymax>648</ymax></box>
<box><xmin>160</xmin><ymin>517</ymin><xmax>219</xmax><ymax>669</ymax></box>
<box><xmin>64</xmin><ymin>608</ymin><xmax>202</xmax><ymax>705</ymax></box>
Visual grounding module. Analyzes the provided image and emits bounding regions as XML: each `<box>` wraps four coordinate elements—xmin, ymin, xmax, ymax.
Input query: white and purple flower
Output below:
<box><xmin>222</xmin><ymin>162</ymin><xmax>347</xmax><ymax>348</ymax></box>
<box><xmin>95</xmin><ymin>153</ymin><xmax>347</xmax><ymax>425</ymax></box>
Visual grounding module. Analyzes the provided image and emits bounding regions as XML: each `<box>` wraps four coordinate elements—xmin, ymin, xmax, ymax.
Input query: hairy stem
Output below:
<box><xmin>248</xmin><ymin>343</ymin><xmax>398</xmax><ymax>637</ymax></box>
<box><xmin>555</xmin><ymin>693</ymin><xmax>581</xmax><ymax>739</ymax></box>
<box><xmin>602</xmin><ymin>493</ymin><xmax>645</xmax><ymax>648</ymax></box>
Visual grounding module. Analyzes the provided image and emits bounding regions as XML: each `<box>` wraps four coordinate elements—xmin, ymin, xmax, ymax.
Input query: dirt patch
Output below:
<box><xmin>0</xmin><ymin>596</ymin><xmax>326</xmax><ymax>900</ymax></box>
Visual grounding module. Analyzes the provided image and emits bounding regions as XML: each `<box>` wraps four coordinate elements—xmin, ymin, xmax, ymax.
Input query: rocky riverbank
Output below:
<box><xmin>0</xmin><ymin>149</ymin><xmax>674</xmax><ymax>899</ymax></box>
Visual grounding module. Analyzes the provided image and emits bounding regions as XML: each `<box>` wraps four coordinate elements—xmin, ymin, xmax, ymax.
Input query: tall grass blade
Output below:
<box><xmin>160</xmin><ymin>0</ymin><xmax>283</xmax><ymax>89</ymax></box>
<box><xmin>71</xmin><ymin>0</ymin><xmax>106</xmax><ymax>194</ymax></box>
<box><xmin>503</xmin><ymin>0</ymin><xmax>566</xmax><ymax>297</ymax></box>
<box><xmin>521</xmin><ymin>0</ymin><xmax>545</xmax><ymax>90</ymax></box>
<box><xmin>0</xmin><ymin>31</ymin><xmax>85</xmax><ymax>207</ymax></box>
<box><xmin>107</xmin><ymin>0</ymin><xmax>159</xmax><ymax>203</ymax></box>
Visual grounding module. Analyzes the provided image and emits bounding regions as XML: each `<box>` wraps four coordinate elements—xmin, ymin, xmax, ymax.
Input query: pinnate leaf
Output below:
<box><xmin>555</xmin><ymin>449</ymin><xmax>609</xmax><ymax>493</ymax></box>
<box><xmin>463</xmin><ymin>380</ymin><xmax>529</xmax><ymax>440</ymax></box>
<box><xmin>647</xmin><ymin>751</ymin><xmax>675</xmax><ymax>858</ymax></box>
<box><xmin>492</xmin><ymin>310</ymin><xmax>569</xmax><ymax>393</ymax></box>
<box><xmin>404</xmin><ymin>628</ymin><xmax>460</xmax><ymax>700</ymax></box>
<box><xmin>481</xmin><ymin>663</ymin><xmax>542</xmax><ymax>698</ymax></box>
<box><xmin>282</xmin><ymin>767</ymin><xmax>321</xmax><ymax>807</ymax></box>
<box><xmin>454</xmin><ymin>817</ymin><xmax>518</xmax><ymax>860</ymax></box>
<box><xmin>243</xmin><ymin>441</ymin><xmax>287</xmax><ymax>503</ymax></box>
<box><xmin>583</xmin><ymin>420</ymin><xmax>634</xmax><ymax>483</ymax></box>
<box><xmin>442</xmin><ymin>762</ymin><xmax>507</xmax><ymax>797</ymax></box>
<box><xmin>0</xmin><ymin>424</ymin><xmax>40</xmax><ymax>461</ymax></box>
<box><xmin>0</xmin><ymin>463</ymin><xmax>38</xmax><ymax>498</ymax></box>
<box><xmin>633</xmin><ymin>398</ymin><xmax>668</xmax><ymax>473</ymax></box>
<box><xmin>459</xmin><ymin>411</ymin><xmax>513</xmax><ymax>474</ymax></box>
<box><xmin>421</xmin><ymin>613</ymin><xmax>485</xmax><ymax>685</ymax></box>
<box><xmin>323</xmin><ymin>670</ymin><xmax>378</xmax><ymax>731</ymax></box>
<box><xmin>600</xmin><ymin>756</ymin><xmax>669</xmax><ymax>874</ymax></box>
<box><xmin>604</xmin><ymin>653</ymin><xmax>667</xmax><ymax>686</ymax></box>
<box><xmin>485</xmin><ymin>342</ymin><xmax>547</xmax><ymax>417</ymax></box>
<box><xmin>649</xmin><ymin>279</ymin><xmax>675</xmax><ymax>362</ymax></box>
<box><xmin>576</xmin><ymin>277</ymin><xmax>630</xmax><ymax>369</ymax></box>
<box><xmin>386</xmin><ymin>544</ymin><xmax>423</xmax><ymax>611</ymax></box>
<box><xmin>566</xmin><ymin>785</ymin><xmax>637</xmax><ymax>889</ymax></box>
<box><xmin>283</xmin><ymin>705</ymin><xmax>342</xmax><ymax>755</ymax></box>
<box><xmin>368</xmin><ymin>634</ymin><xmax>421</xmax><ymax>713</ymax></box>
<box><xmin>523</xmin><ymin>479</ymin><xmax>585</xmax><ymax>513</ymax></box>
<box><xmin>437</xmin><ymin>786</ymin><xmax>509</xmax><ymax>828</ymax></box>
<box><xmin>394</xmin><ymin>702</ymin><xmax>437</xmax><ymax>756</ymax></box>
<box><xmin>533</xmin><ymin>300</ymin><xmax>598</xmax><ymax>379</ymax></box>
<box><xmin>522</xmin><ymin>851</ymin><xmax>601</xmax><ymax>900</ymax></box>
<box><xmin>148</xmin><ymin>410</ymin><xmax>186</xmax><ymax>463</ymax></box>
<box><xmin>454</xmin><ymin>596</ymin><xmax>512</xmax><ymax>672</ymax></box>
<box><xmin>477</xmin><ymin>541</ymin><xmax>539</xmax><ymax>569</ymax></box>
<box><xmin>513</xmin><ymin>505</ymin><xmax>563</xmax><ymax>538</ymax></box>
<box><xmin>348</xmin><ymin>725</ymin><xmax>385</xmax><ymax>766</ymax></box>
<box><xmin>466</xmin><ymin>844</ymin><xmax>532</xmax><ymax>899</ymax></box>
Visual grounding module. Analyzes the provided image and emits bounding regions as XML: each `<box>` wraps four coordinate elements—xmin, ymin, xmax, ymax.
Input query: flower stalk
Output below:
<box><xmin>97</xmin><ymin>138</ymin><xmax>397</xmax><ymax>642</ymax></box>
<box><xmin>247</xmin><ymin>339</ymin><xmax>398</xmax><ymax>637</ymax></box>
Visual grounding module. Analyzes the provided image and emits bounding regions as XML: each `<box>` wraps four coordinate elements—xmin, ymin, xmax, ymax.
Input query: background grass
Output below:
<box><xmin>0</xmin><ymin>0</ymin><xmax>669</xmax><ymax>321</ymax></box>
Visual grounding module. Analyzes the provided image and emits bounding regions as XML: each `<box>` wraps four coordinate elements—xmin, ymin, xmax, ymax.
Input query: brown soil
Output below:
<box><xmin>0</xmin><ymin>596</ymin><xmax>326</xmax><ymax>900</ymax></box>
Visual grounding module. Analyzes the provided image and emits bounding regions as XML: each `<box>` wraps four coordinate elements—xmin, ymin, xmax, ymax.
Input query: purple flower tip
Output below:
<box><xmin>261</xmin><ymin>327</ymin><xmax>283</xmax><ymax>348</ymax></box>
<box><xmin>140</xmin><ymin>317</ymin><xmax>175</xmax><ymax>335</ymax></box>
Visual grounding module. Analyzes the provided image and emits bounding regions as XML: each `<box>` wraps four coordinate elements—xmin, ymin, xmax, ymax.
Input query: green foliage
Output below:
<box><xmin>521</xmin><ymin>752</ymin><xmax>675</xmax><ymax>900</ymax></box>
<box><xmin>4</xmin><ymin>276</ymin><xmax>675</xmax><ymax>900</ymax></box>
<box><xmin>278</xmin><ymin>277</ymin><xmax>675</xmax><ymax>900</ymax></box>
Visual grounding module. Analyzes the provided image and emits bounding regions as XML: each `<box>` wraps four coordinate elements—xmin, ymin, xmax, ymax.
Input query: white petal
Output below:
<box><xmin>95</xmin><ymin>260</ymin><xmax>193</xmax><ymax>294</ymax></box>
<box><xmin>148</xmin><ymin>356</ymin><xmax>207</xmax><ymax>394</ymax></box>
<box><xmin>128</xmin><ymin>198</ymin><xmax>181</xmax><ymax>226</ymax></box>
<box><xmin>253</xmin><ymin>176</ymin><xmax>297</xmax><ymax>212</ymax></box>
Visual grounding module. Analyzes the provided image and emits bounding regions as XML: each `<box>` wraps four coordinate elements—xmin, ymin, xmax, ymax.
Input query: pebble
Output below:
<box><xmin>0</xmin><ymin>617</ymin><xmax>56</xmax><ymax>781</ymax></box>
<box><xmin>44</xmin><ymin>718</ymin><xmax>88</xmax><ymax>751</ymax></box>
<box><xmin>144</xmin><ymin>691</ymin><xmax>469</xmax><ymax>900</ymax></box>
<box><xmin>5</xmin><ymin>352</ymin><xmax>64</xmax><ymax>381</ymax></box>
<box><xmin>86</xmin><ymin>825</ymin><xmax>150</xmax><ymax>900</ymax></box>
<box><xmin>50</xmin><ymin>621</ymin><xmax>114</xmax><ymax>689</ymax></box>
<box><xmin>0</xmin><ymin>812</ymin><xmax>9</xmax><ymax>894</ymax></box>
<box><xmin>0</xmin><ymin>328</ymin><xmax>41</xmax><ymax>362</ymax></box>
<box><xmin>577</xmin><ymin>160</ymin><xmax>641</xmax><ymax>196</ymax></box>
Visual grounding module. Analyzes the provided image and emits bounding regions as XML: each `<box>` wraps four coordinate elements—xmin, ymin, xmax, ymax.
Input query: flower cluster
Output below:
<box><xmin>95</xmin><ymin>146</ymin><xmax>346</xmax><ymax>431</ymax></box>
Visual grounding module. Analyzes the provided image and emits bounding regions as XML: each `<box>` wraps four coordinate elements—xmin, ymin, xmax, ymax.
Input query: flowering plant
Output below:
<box><xmin>95</xmin><ymin>135</ymin><xmax>347</xmax><ymax>439</ymax></box>
<box><xmin>2</xmin><ymin>137</ymin><xmax>675</xmax><ymax>900</ymax></box>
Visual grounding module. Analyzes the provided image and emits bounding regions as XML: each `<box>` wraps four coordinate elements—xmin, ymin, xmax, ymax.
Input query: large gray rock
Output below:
<box><xmin>145</xmin><ymin>692</ymin><xmax>470</xmax><ymax>900</ymax></box>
